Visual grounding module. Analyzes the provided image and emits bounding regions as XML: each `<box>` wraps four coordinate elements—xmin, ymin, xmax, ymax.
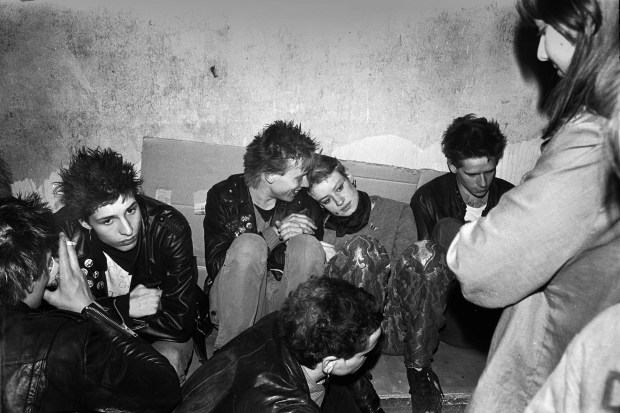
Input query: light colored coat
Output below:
<box><xmin>525</xmin><ymin>303</ymin><xmax>620</xmax><ymax>413</ymax></box>
<box><xmin>447</xmin><ymin>113</ymin><xmax>620</xmax><ymax>412</ymax></box>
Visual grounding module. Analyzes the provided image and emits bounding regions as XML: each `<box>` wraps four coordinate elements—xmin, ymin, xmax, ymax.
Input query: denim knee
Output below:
<box><xmin>286</xmin><ymin>234</ymin><xmax>323</xmax><ymax>255</ymax></box>
<box><xmin>227</xmin><ymin>233</ymin><xmax>268</xmax><ymax>264</ymax></box>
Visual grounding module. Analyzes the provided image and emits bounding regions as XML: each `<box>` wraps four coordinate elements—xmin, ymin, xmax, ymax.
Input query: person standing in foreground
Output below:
<box><xmin>0</xmin><ymin>194</ymin><xmax>180</xmax><ymax>412</ymax></box>
<box><xmin>54</xmin><ymin>147</ymin><xmax>207</xmax><ymax>384</ymax></box>
<box><xmin>203</xmin><ymin>120</ymin><xmax>324</xmax><ymax>350</ymax></box>
<box><xmin>447</xmin><ymin>0</ymin><xmax>620</xmax><ymax>411</ymax></box>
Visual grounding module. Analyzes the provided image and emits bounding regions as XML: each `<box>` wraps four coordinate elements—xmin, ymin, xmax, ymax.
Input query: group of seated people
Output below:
<box><xmin>1</xmin><ymin>0</ymin><xmax>619</xmax><ymax>410</ymax></box>
<box><xmin>0</xmin><ymin>114</ymin><xmax>510</xmax><ymax>413</ymax></box>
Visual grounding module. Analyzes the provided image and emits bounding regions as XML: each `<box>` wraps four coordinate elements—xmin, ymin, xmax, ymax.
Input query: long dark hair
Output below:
<box><xmin>518</xmin><ymin>0</ymin><xmax>619</xmax><ymax>141</ymax></box>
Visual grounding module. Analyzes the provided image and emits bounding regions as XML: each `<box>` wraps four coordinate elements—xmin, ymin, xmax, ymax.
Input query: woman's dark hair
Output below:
<box><xmin>278</xmin><ymin>276</ymin><xmax>383</xmax><ymax>368</ymax></box>
<box><xmin>0</xmin><ymin>194</ymin><xmax>59</xmax><ymax>305</ymax></box>
<box><xmin>55</xmin><ymin>147</ymin><xmax>143</xmax><ymax>222</ymax></box>
<box><xmin>518</xmin><ymin>0</ymin><xmax>619</xmax><ymax>140</ymax></box>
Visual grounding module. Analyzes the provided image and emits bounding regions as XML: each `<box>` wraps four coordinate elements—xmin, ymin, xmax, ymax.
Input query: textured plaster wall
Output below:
<box><xmin>0</xmin><ymin>0</ymin><xmax>549</xmax><ymax>207</ymax></box>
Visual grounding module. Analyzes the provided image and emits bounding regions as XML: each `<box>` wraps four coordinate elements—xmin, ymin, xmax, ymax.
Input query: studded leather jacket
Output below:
<box><xmin>0</xmin><ymin>302</ymin><xmax>181</xmax><ymax>412</ymax></box>
<box><xmin>55</xmin><ymin>195</ymin><xmax>200</xmax><ymax>343</ymax></box>
<box><xmin>203</xmin><ymin>174</ymin><xmax>324</xmax><ymax>289</ymax></box>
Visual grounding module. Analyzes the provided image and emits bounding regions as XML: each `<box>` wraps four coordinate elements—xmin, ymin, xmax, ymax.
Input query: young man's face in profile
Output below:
<box><xmin>82</xmin><ymin>195</ymin><xmax>141</xmax><ymax>252</ymax></box>
<box><xmin>267</xmin><ymin>159</ymin><xmax>309</xmax><ymax>202</ymax></box>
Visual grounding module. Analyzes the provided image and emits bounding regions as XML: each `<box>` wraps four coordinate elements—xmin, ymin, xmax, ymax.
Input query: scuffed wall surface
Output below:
<box><xmin>0</xmin><ymin>0</ymin><xmax>547</xmax><ymax>204</ymax></box>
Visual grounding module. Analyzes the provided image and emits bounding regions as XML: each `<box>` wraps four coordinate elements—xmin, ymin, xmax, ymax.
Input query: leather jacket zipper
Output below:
<box><xmin>85</xmin><ymin>303</ymin><xmax>137</xmax><ymax>337</ymax></box>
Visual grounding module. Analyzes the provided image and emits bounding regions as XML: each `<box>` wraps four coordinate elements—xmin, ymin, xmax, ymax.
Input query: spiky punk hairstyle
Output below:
<box><xmin>55</xmin><ymin>147</ymin><xmax>143</xmax><ymax>221</ymax></box>
<box><xmin>278</xmin><ymin>276</ymin><xmax>383</xmax><ymax>368</ymax></box>
<box><xmin>0</xmin><ymin>194</ymin><xmax>59</xmax><ymax>305</ymax></box>
<box><xmin>243</xmin><ymin>120</ymin><xmax>318</xmax><ymax>189</ymax></box>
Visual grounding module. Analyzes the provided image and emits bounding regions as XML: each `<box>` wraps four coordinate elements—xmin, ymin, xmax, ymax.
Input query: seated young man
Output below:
<box><xmin>203</xmin><ymin>120</ymin><xmax>324</xmax><ymax>350</ymax></box>
<box><xmin>410</xmin><ymin>113</ymin><xmax>514</xmax><ymax>241</ymax></box>
<box><xmin>54</xmin><ymin>147</ymin><xmax>206</xmax><ymax>383</ymax></box>
<box><xmin>307</xmin><ymin>154</ymin><xmax>448</xmax><ymax>413</ymax></box>
<box><xmin>175</xmin><ymin>276</ymin><xmax>384</xmax><ymax>413</ymax></box>
<box><xmin>0</xmin><ymin>194</ymin><xmax>180</xmax><ymax>412</ymax></box>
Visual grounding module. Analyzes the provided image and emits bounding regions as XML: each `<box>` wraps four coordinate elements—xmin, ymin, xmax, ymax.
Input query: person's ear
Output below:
<box><xmin>321</xmin><ymin>356</ymin><xmax>339</xmax><ymax>375</ymax></box>
<box><xmin>345</xmin><ymin>172</ymin><xmax>356</xmax><ymax>188</ymax></box>
<box><xmin>447</xmin><ymin>161</ymin><xmax>458</xmax><ymax>174</ymax></box>
<box><xmin>79</xmin><ymin>219</ymin><xmax>92</xmax><ymax>230</ymax></box>
<box><xmin>264</xmin><ymin>173</ymin><xmax>275</xmax><ymax>185</ymax></box>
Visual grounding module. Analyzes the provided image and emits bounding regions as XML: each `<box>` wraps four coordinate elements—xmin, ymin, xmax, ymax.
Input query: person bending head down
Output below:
<box><xmin>441</xmin><ymin>114</ymin><xmax>507</xmax><ymax>202</ymax></box>
<box><xmin>279</xmin><ymin>276</ymin><xmax>383</xmax><ymax>379</ymax></box>
<box><xmin>176</xmin><ymin>276</ymin><xmax>383</xmax><ymax>413</ymax></box>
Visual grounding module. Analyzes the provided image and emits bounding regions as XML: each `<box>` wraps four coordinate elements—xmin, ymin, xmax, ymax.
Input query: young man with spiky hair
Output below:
<box><xmin>0</xmin><ymin>194</ymin><xmax>180</xmax><ymax>412</ymax></box>
<box><xmin>204</xmin><ymin>120</ymin><xmax>324</xmax><ymax>350</ymax></box>
<box><xmin>54</xmin><ymin>147</ymin><xmax>206</xmax><ymax>384</ymax></box>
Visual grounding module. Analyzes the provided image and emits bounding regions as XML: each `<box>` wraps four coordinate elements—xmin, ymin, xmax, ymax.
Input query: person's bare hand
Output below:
<box><xmin>275</xmin><ymin>213</ymin><xmax>317</xmax><ymax>243</ymax></box>
<box><xmin>129</xmin><ymin>284</ymin><xmax>162</xmax><ymax>318</ymax></box>
<box><xmin>321</xmin><ymin>241</ymin><xmax>337</xmax><ymax>262</ymax></box>
<box><xmin>44</xmin><ymin>233</ymin><xmax>95</xmax><ymax>313</ymax></box>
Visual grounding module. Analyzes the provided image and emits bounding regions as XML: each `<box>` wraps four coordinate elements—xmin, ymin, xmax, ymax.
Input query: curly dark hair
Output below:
<box><xmin>441</xmin><ymin>114</ymin><xmax>508</xmax><ymax>167</ymax></box>
<box><xmin>244</xmin><ymin>120</ymin><xmax>318</xmax><ymax>189</ymax></box>
<box><xmin>0</xmin><ymin>151</ymin><xmax>13</xmax><ymax>198</ymax></box>
<box><xmin>278</xmin><ymin>276</ymin><xmax>383</xmax><ymax>368</ymax></box>
<box><xmin>55</xmin><ymin>147</ymin><xmax>143</xmax><ymax>221</ymax></box>
<box><xmin>307</xmin><ymin>154</ymin><xmax>348</xmax><ymax>188</ymax></box>
<box><xmin>0</xmin><ymin>194</ymin><xmax>59</xmax><ymax>305</ymax></box>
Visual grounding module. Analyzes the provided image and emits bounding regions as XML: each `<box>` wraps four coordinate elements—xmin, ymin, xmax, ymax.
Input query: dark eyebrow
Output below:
<box><xmin>94</xmin><ymin>201</ymin><xmax>138</xmax><ymax>223</ymax></box>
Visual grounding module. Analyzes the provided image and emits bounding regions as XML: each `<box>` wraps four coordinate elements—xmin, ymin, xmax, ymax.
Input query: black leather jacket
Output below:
<box><xmin>1</xmin><ymin>302</ymin><xmax>180</xmax><ymax>412</ymax></box>
<box><xmin>176</xmin><ymin>313</ymin><xmax>381</xmax><ymax>413</ymax></box>
<box><xmin>203</xmin><ymin>174</ymin><xmax>324</xmax><ymax>288</ymax></box>
<box><xmin>410</xmin><ymin>173</ymin><xmax>514</xmax><ymax>240</ymax></box>
<box><xmin>55</xmin><ymin>195</ymin><xmax>198</xmax><ymax>342</ymax></box>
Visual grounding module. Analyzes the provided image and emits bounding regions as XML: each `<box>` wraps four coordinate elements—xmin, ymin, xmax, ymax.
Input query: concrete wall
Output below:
<box><xmin>0</xmin><ymin>0</ymin><xmax>549</xmax><ymax>208</ymax></box>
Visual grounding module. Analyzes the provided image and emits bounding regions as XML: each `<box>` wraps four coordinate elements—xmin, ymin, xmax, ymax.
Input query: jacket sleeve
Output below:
<box><xmin>203</xmin><ymin>185</ymin><xmax>235</xmax><ymax>284</ymax></box>
<box><xmin>139</xmin><ymin>212</ymin><xmax>197</xmax><ymax>342</ymax></box>
<box><xmin>447</xmin><ymin>117</ymin><xmax>607</xmax><ymax>308</ymax></box>
<box><xmin>67</xmin><ymin>303</ymin><xmax>181</xmax><ymax>412</ymax></box>
<box><xmin>410</xmin><ymin>191</ymin><xmax>434</xmax><ymax>240</ymax></box>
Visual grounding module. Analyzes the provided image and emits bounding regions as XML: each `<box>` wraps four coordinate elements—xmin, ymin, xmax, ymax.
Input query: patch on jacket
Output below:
<box><xmin>226</xmin><ymin>214</ymin><xmax>254</xmax><ymax>237</ymax></box>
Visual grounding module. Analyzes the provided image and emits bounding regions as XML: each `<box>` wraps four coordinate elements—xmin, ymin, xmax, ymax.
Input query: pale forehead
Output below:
<box><xmin>309</xmin><ymin>171</ymin><xmax>345</xmax><ymax>197</ymax></box>
<box><xmin>90</xmin><ymin>194</ymin><xmax>137</xmax><ymax>218</ymax></box>
<box><xmin>457</xmin><ymin>157</ymin><xmax>497</xmax><ymax>173</ymax></box>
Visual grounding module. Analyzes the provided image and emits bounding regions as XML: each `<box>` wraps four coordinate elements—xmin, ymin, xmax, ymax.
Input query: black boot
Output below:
<box><xmin>407</xmin><ymin>366</ymin><xmax>443</xmax><ymax>413</ymax></box>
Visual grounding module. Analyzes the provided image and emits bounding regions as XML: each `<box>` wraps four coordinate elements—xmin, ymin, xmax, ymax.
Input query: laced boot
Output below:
<box><xmin>407</xmin><ymin>366</ymin><xmax>443</xmax><ymax>413</ymax></box>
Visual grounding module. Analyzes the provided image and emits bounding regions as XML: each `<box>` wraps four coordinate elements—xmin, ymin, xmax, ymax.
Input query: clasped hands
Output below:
<box><xmin>274</xmin><ymin>213</ymin><xmax>317</xmax><ymax>243</ymax></box>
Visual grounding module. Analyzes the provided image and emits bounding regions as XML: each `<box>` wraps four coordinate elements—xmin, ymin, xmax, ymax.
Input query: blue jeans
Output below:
<box><xmin>210</xmin><ymin>233</ymin><xmax>324</xmax><ymax>349</ymax></box>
